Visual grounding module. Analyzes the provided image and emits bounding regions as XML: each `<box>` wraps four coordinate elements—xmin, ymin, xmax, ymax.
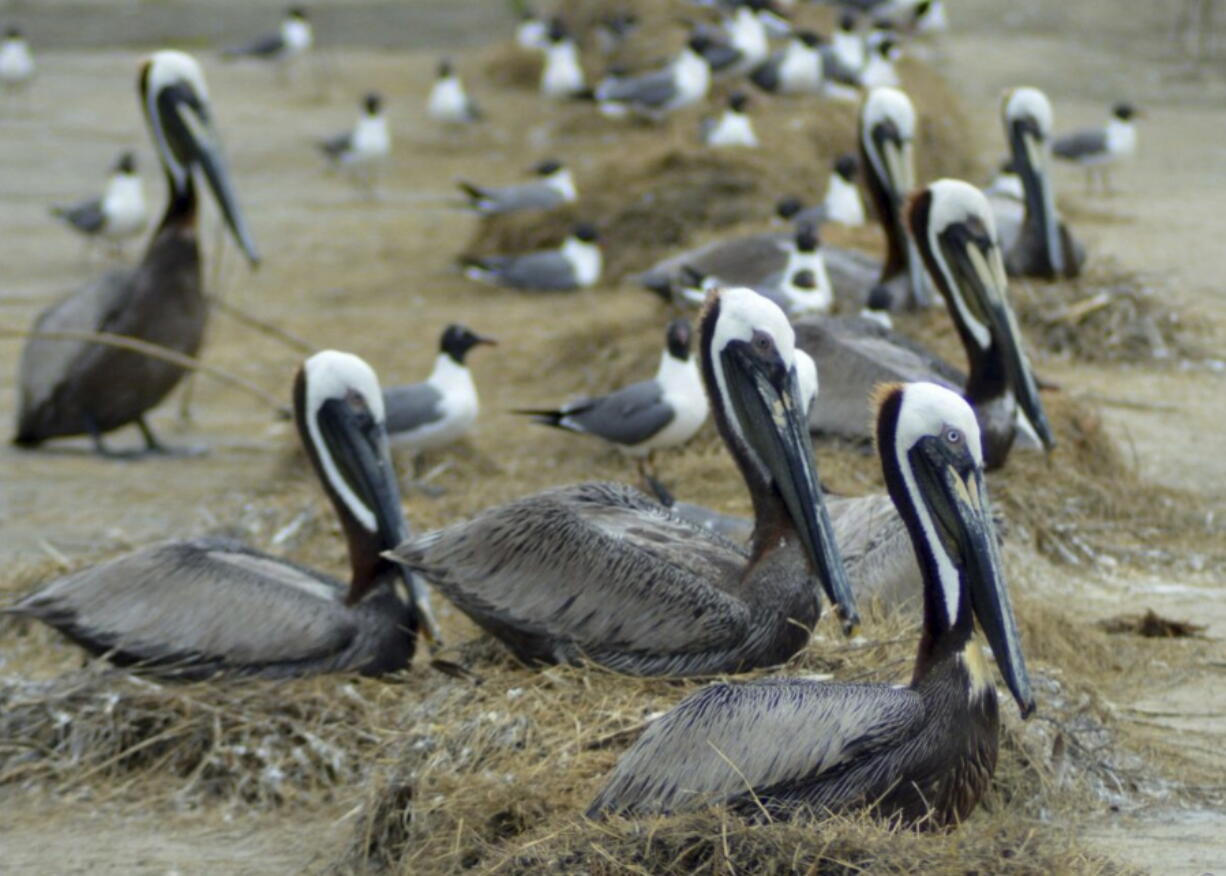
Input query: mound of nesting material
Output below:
<box><xmin>470</xmin><ymin>24</ymin><xmax>978</xmax><ymax>283</ymax></box>
<box><xmin>1010</xmin><ymin>264</ymin><xmax>1203</xmax><ymax>363</ymax></box>
<box><xmin>335</xmin><ymin>596</ymin><xmax>1157</xmax><ymax>874</ymax></box>
<box><xmin>0</xmin><ymin>664</ymin><xmax>397</xmax><ymax>809</ymax></box>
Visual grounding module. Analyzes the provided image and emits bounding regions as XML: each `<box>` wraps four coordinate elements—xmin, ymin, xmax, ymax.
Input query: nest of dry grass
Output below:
<box><xmin>468</xmin><ymin>12</ymin><xmax>980</xmax><ymax>284</ymax></box>
<box><xmin>1010</xmin><ymin>265</ymin><xmax>1202</xmax><ymax>364</ymax></box>
<box><xmin>331</xmin><ymin>595</ymin><xmax>1160</xmax><ymax>874</ymax></box>
<box><xmin>0</xmin><ymin>664</ymin><xmax>400</xmax><ymax>809</ymax></box>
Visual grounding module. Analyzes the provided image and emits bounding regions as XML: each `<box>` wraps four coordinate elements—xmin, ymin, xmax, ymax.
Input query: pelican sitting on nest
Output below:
<box><xmin>514</xmin><ymin>319</ymin><xmax>708</xmax><ymax>503</ymax></box>
<box><xmin>14</xmin><ymin>51</ymin><xmax>259</xmax><ymax>455</ymax></box>
<box><xmin>6</xmin><ymin>351</ymin><xmax>440</xmax><ymax>679</ymax></box>
<box><xmin>588</xmin><ymin>381</ymin><xmax>1033</xmax><ymax>824</ymax></box>
<box><xmin>798</xmin><ymin>178</ymin><xmax>1054</xmax><ymax>470</ymax></box>
<box><xmin>387</xmin><ymin>287</ymin><xmax>859</xmax><ymax>677</ymax></box>
<box><xmin>1000</xmin><ymin>87</ymin><xmax>1085</xmax><ymax>279</ymax></box>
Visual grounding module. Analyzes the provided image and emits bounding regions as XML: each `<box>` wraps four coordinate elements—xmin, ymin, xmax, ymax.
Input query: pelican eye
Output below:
<box><xmin>750</xmin><ymin>329</ymin><xmax>775</xmax><ymax>357</ymax></box>
<box><xmin>944</xmin><ymin>427</ymin><xmax>963</xmax><ymax>446</ymax></box>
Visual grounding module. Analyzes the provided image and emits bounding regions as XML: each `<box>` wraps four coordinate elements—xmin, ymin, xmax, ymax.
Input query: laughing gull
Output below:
<box><xmin>775</xmin><ymin>154</ymin><xmax>866</xmax><ymax>228</ymax></box>
<box><xmin>696</xmin><ymin>1</ymin><xmax>782</xmax><ymax>79</ymax></box>
<box><xmin>516</xmin><ymin>7</ymin><xmax>549</xmax><ymax>50</ymax></box>
<box><xmin>679</xmin><ymin>263</ymin><xmax>833</xmax><ymax>319</ymax></box>
<box><xmin>221</xmin><ymin>7</ymin><xmax>312</xmax><ymax>79</ymax></box>
<box><xmin>462</xmin><ymin>223</ymin><xmax>602</xmax><ymax>291</ymax></box>
<box><xmin>514</xmin><ymin>318</ymin><xmax>708</xmax><ymax>500</ymax></box>
<box><xmin>385</xmin><ymin>325</ymin><xmax>496</xmax><ymax>469</ymax></box>
<box><xmin>858</xmin><ymin>36</ymin><xmax>901</xmax><ymax>88</ymax></box>
<box><xmin>427</xmin><ymin>59</ymin><xmax>482</xmax><ymax>124</ymax></box>
<box><xmin>318</xmin><ymin>92</ymin><xmax>391</xmax><ymax>197</ymax></box>
<box><xmin>0</xmin><ymin>26</ymin><xmax>34</xmax><ymax>92</ymax></box>
<box><xmin>1052</xmin><ymin>102</ymin><xmax>1139</xmax><ymax>194</ymax></box>
<box><xmin>457</xmin><ymin>158</ymin><xmax>576</xmax><ymax>215</ymax></box>
<box><xmin>50</xmin><ymin>152</ymin><xmax>147</xmax><ymax>256</ymax></box>
<box><xmin>540</xmin><ymin>18</ymin><xmax>587</xmax><ymax>99</ymax></box>
<box><xmin>594</xmin><ymin>35</ymin><xmax>712</xmax><ymax>120</ymax></box>
<box><xmin>700</xmin><ymin>92</ymin><xmax>758</xmax><ymax>148</ymax></box>
<box><xmin>830</xmin><ymin>12</ymin><xmax>866</xmax><ymax>74</ymax></box>
<box><xmin>750</xmin><ymin>30</ymin><xmax>825</xmax><ymax>95</ymax></box>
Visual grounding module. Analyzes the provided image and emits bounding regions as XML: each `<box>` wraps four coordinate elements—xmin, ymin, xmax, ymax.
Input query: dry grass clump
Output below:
<box><xmin>990</xmin><ymin>393</ymin><xmax>1220</xmax><ymax>573</ymax></box>
<box><xmin>1009</xmin><ymin>265</ymin><xmax>1202</xmax><ymax>363</ymax></box>
<box><xmin>0</xmin><ymin>666</ymin><xmax>397</xmax><ymax>809</ymax></box>
<box><xmin>332</xmin><ymin>596</ymin><xmax>1158</xmax><ymax>874</ymax></box>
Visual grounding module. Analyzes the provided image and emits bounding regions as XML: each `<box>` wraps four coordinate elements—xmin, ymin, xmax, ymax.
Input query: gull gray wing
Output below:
<box><xmin>224</xmin><ymin>33</ymin><xmax>285</xmax><ymax>59</ymax></box>
<box><xmin>17</xmin><ymin>268</ymin><xmax>136</xmax><ymax>425</ymax></box>
<box><xmin>318</xmin><ymin>130</ymin><xmax>353</xmax><ymax>161</ymax></box>
<box><xmin>383</xmin><ymin>382</ymin><xmax>445</xmax><ymax>436</ymax></box>
<box><xmin>588</xmin><ymin>676</ymin><xmax>924</xmax><ymax>816</ymax></box>
<box><xmin>7</xmin><ymin>538</ymin><xmax>359</xmax><ymax>676</ymax></box>
<box><xmin>52</xmin><ymin>197</ymin><xmax>105</xmax><ymax>234</ymax></box>
<box><xmin>469</xmin><ymin>181</ymin><xmax>564</xmax><ymax>214</ymax></box>
<box><xmin>487</xmin><ymin>250</ymin><xmax>577</xmax><ymax>290</ymax></box>
<box><xmin>560</xmin><ymin>379</ymin><xmax>673</xmax><ymax>446</ymax></box>
<box><xmin>597</xmin><ymin>68</ymin><xmax>677</xmax><ymax>109</ymax></box>
<box><xmin>1052</xmin><ymin>128</ymin><xmax>1107</xmax><ymax>161</ymax></box>
<box><xmin>636</xmin><ymin>232</ymin><xmax>790</xmax><ymax>293</ymax></box>
<box><xmin>391</xmin><ymin>482</ymin><xmax>751</xmax><ymax>664</ymax></box>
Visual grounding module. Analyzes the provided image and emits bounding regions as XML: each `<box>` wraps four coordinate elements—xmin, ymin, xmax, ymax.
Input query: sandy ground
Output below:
<box><xmin>1</xmin><ymin>0</ymin><xmax>1225</xmax><ymax>872</ymax></box>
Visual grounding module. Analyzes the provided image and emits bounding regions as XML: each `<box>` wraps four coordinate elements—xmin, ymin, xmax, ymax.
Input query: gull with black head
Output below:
<box><xmin>514</xmin><ymin>319</ymin><xmax>708</xmax><ymax>502</ymax></box>
<box><xmin>318</xmin><ymin>92</ymin><xmax>391</xmax><ymax>198</ymax></box>
<box><xmin>50</xmin><ymin>151</ymin><xmax>147</xmax><ymax>257</ymax></box>
<box><xmin>6</xmin><ymin>351</ymin><xmax>439</xmax><ymax>679</ymax></box>
<box><xmin>456</xmin><ymin>158</ymin><xmax>576</xmax><ymax>215</ymax></box>
<box><xmin>462</xmin><ymin>223</ymin><xmax>601</xmax><ymax>291</ymax></box>
<box><xmin>386</xmin><ymin>287</ymin><xmax>859</xmax><ymax>677</ymax></box>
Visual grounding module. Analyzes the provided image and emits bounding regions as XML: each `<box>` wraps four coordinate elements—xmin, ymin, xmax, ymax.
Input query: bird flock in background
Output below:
<box><xmin>5</xmin><ymin>0</ymin><xmax>1150</xmax><ymax>831</ymax></box>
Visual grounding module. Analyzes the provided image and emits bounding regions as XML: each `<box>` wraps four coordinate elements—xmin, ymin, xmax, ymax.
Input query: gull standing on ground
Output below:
<box><xmin>595</xmin><ymin>35</ymin><xmax>713</xmax><ymax>121</ymax></box>
<box><xmin>221</xmin><ymin>7</ymin><xmax>312</xmax><ymax>82</ymax></box>
<box><xmin>776</xmin><ymin>154</ymin><xmax>866</xmax><ymax>229</ymax></box>
<box><xmin>0</xmin><ymin>25</ymin><xmax>34</xmax><ymax>93</ymax></box>
<box><xmin>515</xmin><ymin>319</ymin><xmax>708</xmax><ymax>500</ymax></box>
<box><xmin>318</xmin><ymin>92</ymin><xmax>391</xmax><ymax>198</ymax></box>
<box><xmin>427</xmin><ymin>59</ymin><xmax>482</xmax><ymax>125</ymax></box>
<box><xmin>50</xmin><ymin>152</ymin><xmax>148</xmax><ymax>257</ymax></box>
<box><xmin>539</xmin><ymin>18</ymin><xmax>587</xmax><ymax>99</ymax></box>
<box><xmin>701</xmin><ymin>92</ymin><xmax>758</xmax><ymax>148</ymax></box>
<box><xmin>1052</xmin><ymin>102</ymin><xmax>1139</xmax><ymax>194</ymax></box>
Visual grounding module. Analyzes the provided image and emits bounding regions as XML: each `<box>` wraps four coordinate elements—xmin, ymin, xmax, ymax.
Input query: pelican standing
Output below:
<box><xmin>6</xmin><ymin>351</ymin><xmax>439</xmax><ymax>679</ymax></box>
<box><xmin>14</xmin><ymin>51</ymin><xmax>259</xmax><ymax>454</ymax></box>
<box><xmin>387</xmin><ymin>287</ymin><xmax>859</xmax><ymax>677</ymax></box>
<box><xmin>588</xmin><ymin>381</ymin><xmax>1033</xmax><ymax>824</ymax></box>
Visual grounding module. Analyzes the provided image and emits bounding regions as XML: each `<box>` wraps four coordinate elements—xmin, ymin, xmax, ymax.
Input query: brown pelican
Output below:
<box><xmin>844</xmin><ymin>84</ymin><xmax>930</xmax><ymax>309</ymax></box>
<box><xmin>14</xmin><ymin>51</ymin><xmax>259</xmax><ymax>455</ymax></box>
<box><xmin>798</xmin><ymin>178</ymin><xmax>1054</xmax><ymax>470</ymax></box>
<box><xmin>587</xmin><ymin>381</ymin><xmax>1034</xmax><ymax>824</ymax></box>
<box><xmin>5</xmin><ymin>351</ymin><xmax>440</xmax><ymax>680</ymax></box>
<box><xmin>387</xmin><ymin>287</ymin><xmax>860</xmax><ymax>677</ymax></box>
<box><xmin>1001</xmin><ymin>87</ymin><xmax>1084</xmax><ymax>279</ymax></box>
<box><xmin>1052</xmin><ymin>102</ymin><xmax>1139</xmax><ymax>194</ymax></box>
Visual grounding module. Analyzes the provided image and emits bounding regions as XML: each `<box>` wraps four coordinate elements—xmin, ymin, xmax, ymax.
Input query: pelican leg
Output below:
<box><xmin>132</xmin><ymin>416</ymin><xmax>207</xmax><ymax>458</ymax></box>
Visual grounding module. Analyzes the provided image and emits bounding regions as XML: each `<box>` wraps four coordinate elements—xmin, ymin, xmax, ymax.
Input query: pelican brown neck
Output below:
<box><xmin>699</xmin><ymin>290</ymin><xmax>859</xmax><ymax>631</ymax></box>
<box><xmin>293</xmin><ymin>368</ymin><xmax>398</xmax><ymax>604</ymax></box>
<box><xmin>875</xmin><ymin>383</ymin><xmax>1033</xmax><ymax>714</ymax></box>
